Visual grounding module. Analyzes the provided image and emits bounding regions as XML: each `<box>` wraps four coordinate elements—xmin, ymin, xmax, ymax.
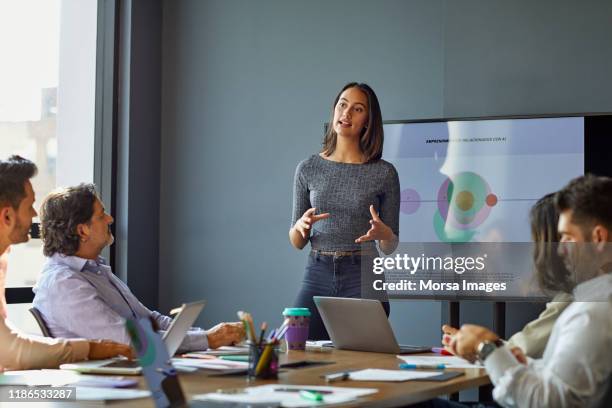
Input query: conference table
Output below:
<box><xmin>112</xmin><ymin>348</ymin><xmax>490</xmax><ymax>407</ymax></box>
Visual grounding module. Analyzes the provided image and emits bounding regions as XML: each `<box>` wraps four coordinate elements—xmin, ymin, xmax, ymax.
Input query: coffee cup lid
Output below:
<box><xmin>282</xmin><ymin>307</ymin><xmax>311</xmax><ymax>317</ymax></box>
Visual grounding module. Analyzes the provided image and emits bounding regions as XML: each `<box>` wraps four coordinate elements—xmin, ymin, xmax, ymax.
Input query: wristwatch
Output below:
<box><xmin>477</xmin><ymin>338</ymin><xmax>504</xmax><ymax>363</ymax></box>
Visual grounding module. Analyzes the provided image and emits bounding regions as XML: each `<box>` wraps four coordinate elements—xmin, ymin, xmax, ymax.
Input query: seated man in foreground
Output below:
<box><xmin>442</xmin><ymin>192</ymin><xmax>574</xmax><ymax>359</ymax></box>
<box><xmin>0</xmin><ymin>155</ymin><xmax>132</xmax><ymax>370</ymax></box>
<box><xmin>446</xmin><ymin>175</ymin><xmax>612</xmax><ymax>407</ymax></box>
<box><xmin>33</xmin><ymin>183</ymin><xmax>244</xmax><ymax>350</ymax></box>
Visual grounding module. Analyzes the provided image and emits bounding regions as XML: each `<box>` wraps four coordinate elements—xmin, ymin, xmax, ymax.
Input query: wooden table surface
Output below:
<box><xmin>109</xmin><ymin>349</ymin><xmax>490</xmax><ymax>407</ymax></box>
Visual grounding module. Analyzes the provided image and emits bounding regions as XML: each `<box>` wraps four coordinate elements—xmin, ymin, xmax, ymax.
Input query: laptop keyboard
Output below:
<box><xmin>103</xmin><ymin>360</ymin><xmax>140</xmax><ymax>368</ymax></box>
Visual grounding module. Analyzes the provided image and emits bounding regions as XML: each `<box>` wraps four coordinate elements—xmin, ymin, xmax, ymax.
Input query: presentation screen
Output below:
<box><xmin>378</xmin><ymin>115</ymin><xmax>586</xmax><ymax>300</ymax></box>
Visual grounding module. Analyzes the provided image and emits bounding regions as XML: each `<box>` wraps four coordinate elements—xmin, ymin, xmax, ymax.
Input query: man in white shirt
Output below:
<box><xmin>448</xmin><ymin>175</ymin><xmax>612</xmax><ymax>408</ymax></box>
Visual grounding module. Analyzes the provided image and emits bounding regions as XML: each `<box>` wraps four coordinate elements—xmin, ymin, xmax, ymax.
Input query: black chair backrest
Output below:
<box><xmin>598</xmin><ymin>375</ymin><xmax>612</xmax><ymax>408</ymax></box>
<box><xmin>29</xmin><ymin>307</ymin><xmax>52</xmax><ymax>338</ymax></box>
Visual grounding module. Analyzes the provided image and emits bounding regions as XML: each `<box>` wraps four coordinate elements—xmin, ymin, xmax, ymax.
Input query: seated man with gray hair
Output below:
<box><xmin>33</xmin><ymin>183</ymin><xmax>244</xmax><ymax>351</ymax></box>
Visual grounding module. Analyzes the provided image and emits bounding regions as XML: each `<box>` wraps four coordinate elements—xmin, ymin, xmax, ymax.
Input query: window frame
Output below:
<box><xmin>6</xmin><ymin>0</ymin><xmax>119</xmax><ymax>305</ymax></box>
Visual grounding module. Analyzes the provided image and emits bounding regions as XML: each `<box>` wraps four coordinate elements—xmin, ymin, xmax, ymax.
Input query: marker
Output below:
<box><xmin>299</xmin><ymin>390</ymin><xmax>324</xmax><ymax>402</ymax></box>
<box><xmin>274</xmin><ymin>388</ymin><xmax>333</xmax><ymax>395</ymax></box>
<box><xmin>399</xmin><ymin>363</ymin><xmax>445</xmax><ymax>370</ymax></box>
<box><xmin>258</xmin><ymin>322</ymin><xmax>268</xmax><ymax>345</ymax></box>
<box><xmin>431</xmin><ymin>347</ymin><xmax>453</xmax><ymax>356</ymax></box>
<box><xmin>219</xmin><ymin>355</ymin><xmax>249</xmax><ymax>362</ymax></box>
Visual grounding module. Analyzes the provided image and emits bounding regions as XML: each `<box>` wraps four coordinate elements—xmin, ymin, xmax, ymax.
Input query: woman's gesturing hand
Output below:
<box><xmin>355</xmin><ymin>205</ymin><xmax>394</xmax><ymax>243</ymax></box>
<box><xmin>294</xmin><ymin>208</ymin><xmax>330</xmax><ymax>239</ymax></box>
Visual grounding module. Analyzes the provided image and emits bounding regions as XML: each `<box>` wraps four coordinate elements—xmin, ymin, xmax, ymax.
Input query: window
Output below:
<box><xmin>0</xmin><ymin>0</ymin><xmax>98</xmax><ymax>331</ymax></box>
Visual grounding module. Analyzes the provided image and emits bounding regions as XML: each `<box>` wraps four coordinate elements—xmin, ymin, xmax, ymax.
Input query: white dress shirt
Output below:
<box><xmin>485</xmin><ymin>273</ymin><xmax>612</xmax><ymax>407</ymax></box>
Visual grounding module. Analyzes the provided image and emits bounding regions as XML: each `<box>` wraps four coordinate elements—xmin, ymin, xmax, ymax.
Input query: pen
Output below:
<box><xmin>431</xmin><ymin>347</ymin><xmax>453</xmax><ymax>356</ymax></box>
<box><xmin>237</xmin><ymin>311</ymin><xmax>250</xmax><ymax>342</ymax></box>
<box><xmin>274</xmin><ymin>388</ymin><xmax>334</xmax><ymax>395</ymax></box>
<box><xmin>245</xmin><ymin>313</ymin><xmax>257</xmax><ymax>343</ymax></box>
<box><xmin>399</xmin><ymin>363</ymin><xmax>445</xmax><ymax>369</ymax></box>
<box><xmin>258</xmin><ymin>322</ymin><xmax>268</xmax><ymax>345</ymax></box>
<box><xmin>254</xmin><ymin>343</ymin><xmax>274</xmax><ymax>375</ymax></box>
<box><xmin>275</xmin><ymin>325</ymin><xmax>289</xmax><ymax>341</ymax></box>
<box><xmin>325</xmin><ymin>372</ymin><xmax>350</xmax><ymax>383</ymax></box>
<box><xmin>299</xmin><ymin>390</ymin><xmax>324</xmax><ymax>402</ymax></box>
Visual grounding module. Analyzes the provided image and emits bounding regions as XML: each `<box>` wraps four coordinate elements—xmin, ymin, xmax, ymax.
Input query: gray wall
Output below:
<box><xmin>158</xmin><ymin>0</ymin><xmax>612</xmax><ymax>346</ymax></box>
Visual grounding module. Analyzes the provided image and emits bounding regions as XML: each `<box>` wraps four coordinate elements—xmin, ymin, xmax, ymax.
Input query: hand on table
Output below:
<box><xmin>448</xmin><ymin>324</ymin><xmax>499</xmax><ymax>363</ymax></box>
<box><xmin>294</xmin><ymin>208</ymin><xmax>330</xmax><ymax>239</ymax></box>
<box><xmin>441</xmin><ymin>324</ymin><xmax>458</xmax><ymax>354</ymax></box>
<box><xmin>355</xmin><ymin>205</ymin><xmax>394</xmax><ymax>243</ymax></box>
<box><xmin>88</xmin><ymin>339</ymin><xmax>135</xmax><ymax>360</ymax></box>
<box><xmin>206</xmin><ymin>322</ymin><xmax>245</xmax><ymax>349</ymax></box>
<box><xmin>442</xmin><ymin>324</ymin><xmax>527</xmax><ymax>365</ymax></box>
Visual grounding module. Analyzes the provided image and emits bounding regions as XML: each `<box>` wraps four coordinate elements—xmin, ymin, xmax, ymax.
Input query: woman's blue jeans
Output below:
<box><xmin>293</xmin><ymin>251</ymin><xmax>390</xmax><ymax>340</ymax></box>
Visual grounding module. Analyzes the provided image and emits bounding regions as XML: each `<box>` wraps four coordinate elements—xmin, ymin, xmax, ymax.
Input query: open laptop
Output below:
<box><xmin>314</xmin><ymin>296</ymin><xmax>430</xmax><ymax>354</ymax></box>
<box><xmin>60</xmin><ymin>300</ymin><xmax>206</xmax><ymax>375</ymax></box>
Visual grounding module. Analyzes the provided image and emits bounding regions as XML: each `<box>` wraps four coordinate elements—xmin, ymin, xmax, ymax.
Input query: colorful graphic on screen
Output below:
<box><xmin>433</xmin><ymin>171</ymin><xmax>498</xmax><ymax>242</ymax></box>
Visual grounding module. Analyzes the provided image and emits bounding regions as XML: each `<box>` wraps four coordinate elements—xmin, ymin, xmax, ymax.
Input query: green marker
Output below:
<box><xmin>219</xmin><ymin>355</ymin><xmax>249</xmax><ymax>362</ymax></box>
<box><xmin>299</xmin><ymin>390</ymin><xmax>323</xmax><ymax>402</ymax></box>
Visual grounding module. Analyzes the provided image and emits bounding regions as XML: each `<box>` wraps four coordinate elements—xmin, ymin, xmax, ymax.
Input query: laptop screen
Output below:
<box><xmin>126</xmin><ymin>318</ymin><xmax>187</xmax><ymax>408</ymax></box>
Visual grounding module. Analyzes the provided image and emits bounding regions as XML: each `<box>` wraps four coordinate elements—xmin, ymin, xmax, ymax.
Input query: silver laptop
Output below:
<box><xmin>314</xmin><ymin>297</ymin><xmax>430</xmax><ymax>354</ymax></box>
<box><xmin>60</xmin><ymin>300</ymin><xmax>206</xmax><ymax>375</ymax></box>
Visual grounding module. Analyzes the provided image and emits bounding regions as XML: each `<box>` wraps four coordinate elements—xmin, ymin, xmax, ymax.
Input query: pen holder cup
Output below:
<box><xmin>247</xmin><ymin>341</ymin><xmax>279</xmax><ymax>380</ymax></box>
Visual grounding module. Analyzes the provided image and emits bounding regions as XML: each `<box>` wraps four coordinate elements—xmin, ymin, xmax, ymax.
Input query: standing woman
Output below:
<box><xmin>289</xmin><ymin>82</ymin><xmax>400</xmax><ymax>340</ymax></box>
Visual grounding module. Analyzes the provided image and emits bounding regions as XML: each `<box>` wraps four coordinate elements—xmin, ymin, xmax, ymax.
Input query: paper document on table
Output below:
<box><xmin>172</xmin><ymin>357</ymin><xmax>248</xmax><ymax>370</ymax></box>
<box><xmin>0</xmin><ymin>370</ymin><xmax>79</xmax><ymax>386</ymax></box>
<box><xmin>186</xmin><ymin>345</ymin><xmax>250</xmax><ymax>356</ymax></box>
<box><xmin>349</xmin><ymin>369</ymin><xmax>440</xmax><ymax>382</ymax></box>
<box><xmin>75</xmin><ymin>387</ymin><xmax>151</xmax><ymax>400</ymax></box>
<box><xmin>396</xmin><ymin>355</ymin><xmax>480</xmax><ymax>369</ymax></box>
<box><xmin>0</xmin><ymin>370</ymin><xmax>137</xmax><ymax>388</ymax></box>
<box><xmin>194</xmin><ymin>384</ymin><xmax>378</xmax><ymax>407</ymax></box>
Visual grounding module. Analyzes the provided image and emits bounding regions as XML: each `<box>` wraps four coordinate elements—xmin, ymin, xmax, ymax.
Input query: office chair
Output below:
<box><xmin>29</xmin><ymin>307</ymin><xmax>53</xmax><ymax>338</ymax></box>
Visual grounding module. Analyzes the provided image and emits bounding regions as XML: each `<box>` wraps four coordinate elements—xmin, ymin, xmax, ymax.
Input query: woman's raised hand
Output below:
<box><xmin>355</xmin><ymin>205</ymin><xmax>394</xmax><ymax>243</ymax></box>
<box><xmin>294</xmin><ymin>208</ymin><xmax>330</xmax><ymax>239</ymax></box>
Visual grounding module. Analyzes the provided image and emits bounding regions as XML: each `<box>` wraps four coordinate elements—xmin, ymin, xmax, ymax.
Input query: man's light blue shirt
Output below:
<box><xmin>32</xmin><ymin>253</ymin><xmax>208</xmax><ymax>351</ymax></box>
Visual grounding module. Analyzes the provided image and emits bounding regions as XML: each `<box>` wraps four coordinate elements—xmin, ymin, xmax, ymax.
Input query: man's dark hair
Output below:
<box><xmin>0</xmin><ymin>155</ymin><xmax>38</xmax><ymax>209</ymax></box>
<box><xmin>555</xmin><ymin>174</ymin><xmax>612</xmax><ymax>233</ymax></box>
<box><xmin>40</xmin><ymin>183</ymin><xmax>98</xmax><ymax>257</ymax></box>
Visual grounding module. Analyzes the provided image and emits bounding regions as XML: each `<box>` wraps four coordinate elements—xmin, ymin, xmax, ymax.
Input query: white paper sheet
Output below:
<box><xmin>0</xmin><ymin>370</ymin><xmax>80</xmax><ymax>386</ymax></box>
<box><xmin>1</xmin><ymin>370</ymin><xmax>137</xmax><ymax>388</ymax></box>
<box><xmin>75</xmin><ymin>387</ymin><xmax>150</xmax><ymax>400</ymax></box>
<box><xmin>187</xmin><ymin>345</ymin><xmax>250</xmax><ymax>356</ymax></box>
<box><xmin>171</xmin><ymin>357</ymin><xmax>248</xmax><ymax>370</ymax></box>
<box><xmin>396</xmin><ymin>355</ymin><xmax>480</xmax><ymax>369</ymax></box>
<box><xmin>194</xmin><ymin>384</ymin><xmax>378</xmax><ymax>407</ymax></box>
<box><xmin>348</xmin><ymin>369</ymin><xmax>440</xmax><ymax>382</ymax></box>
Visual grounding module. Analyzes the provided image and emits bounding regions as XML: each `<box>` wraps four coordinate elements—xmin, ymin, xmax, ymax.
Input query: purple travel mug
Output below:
<box><xmin>282</xmin><ymin>308</ymin><xmax>311</xmax><ymax>350</ymax></box>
